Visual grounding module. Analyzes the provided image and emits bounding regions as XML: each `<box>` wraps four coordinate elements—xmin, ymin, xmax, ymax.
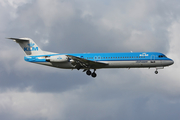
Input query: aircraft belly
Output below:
<box><xmin>34</xmin><ymin>60</ymin><xmax>165</xmax><ymax>69</ymax></box>
<box><xmin>107</xmin><ymin>61</ymin><xmax>135</xmax><ymax>68</ymax></box>
<box><xmin>104</xmin><ymin>60</ymin><xmax>163</xmax><ymax>68</ymax></box>
<box><xmin>34</xmin><ymin>62</ymin><xmax>74</xmax><ymax>69</ymax></box>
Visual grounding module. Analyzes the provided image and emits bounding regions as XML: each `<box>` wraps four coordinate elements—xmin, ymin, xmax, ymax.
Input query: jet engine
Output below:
<box><xmin>45</xmin><ymin>55</ymin><xmax>68</xmax><ymax>62</ymax></box>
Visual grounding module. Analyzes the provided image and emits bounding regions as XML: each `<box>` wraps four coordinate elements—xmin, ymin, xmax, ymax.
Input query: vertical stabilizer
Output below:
<box><xmin>8</xmin><ymin>38</ymin><xmax>44</xmax><ymax>55</ymax></box>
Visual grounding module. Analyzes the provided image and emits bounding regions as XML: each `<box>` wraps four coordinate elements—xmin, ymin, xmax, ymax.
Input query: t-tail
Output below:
<box><xmin>8</xmin><ymin>38</ymin><xmax>56</xmax><ymax>56</ymax></box>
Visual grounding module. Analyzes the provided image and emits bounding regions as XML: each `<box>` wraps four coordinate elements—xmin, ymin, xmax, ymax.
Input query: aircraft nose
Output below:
<box><xmin>170</xmin><ymin>60</ymin><xmax>174</xmax><ymax>65</ymax></box>
<box><xmin>167</xmin><ymin>59</ymin><xmax>174</xmax><ymax>65</ymax></box>
<box><xmin>162</xmin><ymin>59</ymin><xmax>174</xmax><ymax>66</ymax></box>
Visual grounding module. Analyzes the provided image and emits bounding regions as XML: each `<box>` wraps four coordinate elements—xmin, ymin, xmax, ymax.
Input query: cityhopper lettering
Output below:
<box><xmin>24</xmin><ymin>42</ymin><xmax>38</xmax><ymax>51</ymax></box>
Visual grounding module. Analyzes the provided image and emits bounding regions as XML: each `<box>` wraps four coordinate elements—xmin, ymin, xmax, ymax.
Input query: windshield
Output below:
<box><xmin>158</xmin><ymin>55</ymin><xmax>167</xmax><ymax>58</ymax></box>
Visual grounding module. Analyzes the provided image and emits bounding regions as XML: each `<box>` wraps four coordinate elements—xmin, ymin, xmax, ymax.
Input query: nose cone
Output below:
<box><xmin>162</xmin><ymin>59</ymin><xmax>174</xmax><ymax>66</ymax></box>
<box><xmin>167</xmin><ymin>59</ymin><xmax>174</xmax><ymax>66</ymax></box>
<box><xmin>170</xmin><ymin>60</ymin><xmax>174</xmax><ymax>65</ymax></box>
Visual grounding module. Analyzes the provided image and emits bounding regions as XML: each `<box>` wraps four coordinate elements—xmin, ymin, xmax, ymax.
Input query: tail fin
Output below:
<box><xmin>8</xmin><ymin>38</ymin><xmax>44</xmax><ymax>55</ymax></box>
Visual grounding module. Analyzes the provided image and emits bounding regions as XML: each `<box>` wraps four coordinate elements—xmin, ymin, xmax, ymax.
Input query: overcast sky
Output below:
<box><xmin>1</xmin><ymin>0</ymin><xmax>180</xmax><ymax>120</ymax></box>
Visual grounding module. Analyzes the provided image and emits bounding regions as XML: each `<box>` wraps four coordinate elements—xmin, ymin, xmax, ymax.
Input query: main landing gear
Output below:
<box><xmin>86</xmin><ymin>69</ymin><xmax>97</xmax><ymax>78</ymax></box>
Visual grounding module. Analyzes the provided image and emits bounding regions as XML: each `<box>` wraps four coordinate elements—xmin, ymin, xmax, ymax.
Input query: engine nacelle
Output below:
<box><xmin>46</xmin><ymin>55</ymin><xmax>68</xmax><ymax>62</ymax></box>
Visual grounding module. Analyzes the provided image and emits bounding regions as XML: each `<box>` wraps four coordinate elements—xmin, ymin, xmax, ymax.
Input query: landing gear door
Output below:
<box><xmin>151</xmin><ymin>55</ymin><xmax>155</xmax><ymax>63</ymax></box>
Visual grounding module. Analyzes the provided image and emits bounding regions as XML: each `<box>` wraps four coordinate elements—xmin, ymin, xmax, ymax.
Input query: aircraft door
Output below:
<box><xmin>151</xmin><ymin>55</ymin><xmax>155</xmax><ymax>63</ymax></box>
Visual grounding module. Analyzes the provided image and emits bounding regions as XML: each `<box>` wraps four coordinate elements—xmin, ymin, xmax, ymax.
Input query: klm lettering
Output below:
<box><xmin>24</xmin><ymin>47</ymin><xmax>38</xmax><ymax>51</ymax></box>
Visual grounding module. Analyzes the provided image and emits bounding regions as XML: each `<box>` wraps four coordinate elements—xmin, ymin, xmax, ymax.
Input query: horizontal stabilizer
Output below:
<box><xmin>8</xmin><ymin>38</ymin><xmax>29</xmax><ymax>41</ymax></box>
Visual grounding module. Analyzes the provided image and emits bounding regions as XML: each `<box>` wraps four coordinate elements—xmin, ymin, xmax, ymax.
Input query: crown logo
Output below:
<box><xmin>28</xmin><ymin>42</ymin><xmax>35</xmax><ymax>47</ymax></box>
<box><xmin>140</xmin><ymin>53</ymin><xmax>149</xmax><ymax>56</ymax></box>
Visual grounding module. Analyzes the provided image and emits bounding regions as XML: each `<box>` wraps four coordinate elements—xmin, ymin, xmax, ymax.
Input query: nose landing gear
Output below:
<box><xmin>154</xmin><ymin>67</ymin><xmax>164</xmax><ymax>74</ymax></box>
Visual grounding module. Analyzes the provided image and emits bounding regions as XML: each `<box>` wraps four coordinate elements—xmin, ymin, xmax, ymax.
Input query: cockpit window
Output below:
<box><xmin>158</xmin><ymin>55</ymin><xmax>167</xmax><ymax>58</ymax></box>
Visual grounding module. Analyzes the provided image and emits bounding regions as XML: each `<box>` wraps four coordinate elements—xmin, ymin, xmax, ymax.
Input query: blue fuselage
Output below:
<box><xmin>24</xmin><ymin>52</ymin><xmax>174</xmax><ymax>69</ymax></box>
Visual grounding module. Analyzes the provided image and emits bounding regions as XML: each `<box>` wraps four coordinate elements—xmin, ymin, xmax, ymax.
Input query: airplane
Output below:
<box><xmin>8</xmin><ymin>38</ymin><xmax>174</xmax><ymax>78</ymax></box>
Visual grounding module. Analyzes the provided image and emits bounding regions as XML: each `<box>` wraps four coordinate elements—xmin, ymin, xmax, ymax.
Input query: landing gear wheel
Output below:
<box><xmin>91</xmin><ymin>72</ymin><xmax>97</xmax><ymax>78</ymax></box>
<box><xmin>155</xmin><ymin>71</ymin><xmax>158</xmax><ymax>74</ymax></box>
<box><xmin>86</xmin><ymin>70</ymin><xmax>91</xmax><ymax>76</ymax></box>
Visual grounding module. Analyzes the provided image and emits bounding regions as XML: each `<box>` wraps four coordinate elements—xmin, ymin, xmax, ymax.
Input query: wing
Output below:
<box><xmin>66</xmin><ymin>55</ymin><xmax>108</xmax><ymax>70</ymax></box>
